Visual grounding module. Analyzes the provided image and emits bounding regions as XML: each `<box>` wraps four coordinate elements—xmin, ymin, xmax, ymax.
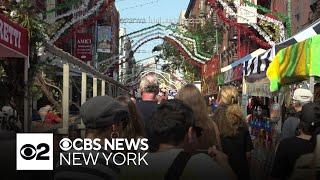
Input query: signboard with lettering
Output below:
<box><xmin>235</xmin><ymin>0</ymin><xmax>257</xmax><ymax>24</ymax></box>
<box><xmin>0</xmin><ymin>14</ymin><xmax>29</xmax><ymax>58</ymax></box>
<box><xmin>246</xmin><ymin>78</ymin><xmax>271</xmax><ymax>97</ymax></box>
<box><xmin>75</xmin><ymin>33</ymin><xmax>92</xmax><ymax>61</ymax></box>
<box><xmin>97</xmin><ymin>26</ymin><xmax>112</xmax><ymax>53</ymax></box>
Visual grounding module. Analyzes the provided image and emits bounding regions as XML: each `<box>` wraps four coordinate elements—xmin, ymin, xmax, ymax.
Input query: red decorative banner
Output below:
<box><xmin>75</xmin><ymin>33</ymin><xmax>92</xmax><ymax>61</ymax></box>
<box><xmin>202</xmin><ymin>55</ymin><xmax>220</xmax><ymax>78</ymax></box>
<box><xmin>207</xmin><ymin>0</ymin><xmax>271</xmax><ymax>49</ymax></box>
<box><xmin>0</xmin><ymin>14</ymin><xmax>29</xmax><ymax>58</ymax></box>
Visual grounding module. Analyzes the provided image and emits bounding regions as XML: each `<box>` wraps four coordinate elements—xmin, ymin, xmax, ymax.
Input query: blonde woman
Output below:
<box><xmin>214</xmin><ymin>86</ymin><xmax>253</xmax><ymax>180</ymax></box>
<box><xmin>175</xmin><ymin>84</ymin><xmax>221</xmax><ymax>151</ymax></box>
<box><xmin>214</xmin><ymin>86</ymin><xmax>239</xmax><ymax>132</ymax></box>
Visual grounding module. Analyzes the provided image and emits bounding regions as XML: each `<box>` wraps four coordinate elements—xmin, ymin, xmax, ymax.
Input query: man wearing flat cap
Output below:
<box><xmin>55</xmin><ymin>95</ymin><xmax>129</xmax><ymax>180</ymax></box>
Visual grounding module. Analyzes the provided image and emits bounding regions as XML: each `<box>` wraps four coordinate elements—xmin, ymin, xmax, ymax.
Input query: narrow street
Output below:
<box><xmin>0</xmin><ymin>0</ymin><xmax>320</xmax><ymax>179</ymax></box>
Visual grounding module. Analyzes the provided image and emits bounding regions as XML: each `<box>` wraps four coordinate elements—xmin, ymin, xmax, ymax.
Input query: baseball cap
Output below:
<box><xmin>300</xmin><ymin>103</ymin><xmax>320</xmax><ymax>128</ymax></box>
<box><xmin>292</xmin><ymin>88</ymin><xmax>313</xmax><ymax>103</ymax></box>
<box><xmin>80</xmin><ymin>96</ymin><xmax>129</xmax><ymax>129</ymax></box>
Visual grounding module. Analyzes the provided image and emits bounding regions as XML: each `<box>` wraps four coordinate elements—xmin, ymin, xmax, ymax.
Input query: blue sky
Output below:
<box><xmin>115</xmin><ymin>0</ymin><xmax>190</xmax><ymax>61</ymax></box>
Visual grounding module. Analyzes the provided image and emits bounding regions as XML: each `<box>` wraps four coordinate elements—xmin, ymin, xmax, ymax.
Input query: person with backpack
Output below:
<box><xmin>271</xmin><ymin>102</ymin><xmax>320</xmax><ymax>180</ymax></box>
<box><xmin>120</xmin><ymin>99</ymin><xmax>235</xmax><ymax>180</ymax></box>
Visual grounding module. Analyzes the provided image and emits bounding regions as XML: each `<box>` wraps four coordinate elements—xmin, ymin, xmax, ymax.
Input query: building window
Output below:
<box><xmin>295</xmin><ymin>13</ymin><xmax>300</xmax><ymax>21</ymax></box>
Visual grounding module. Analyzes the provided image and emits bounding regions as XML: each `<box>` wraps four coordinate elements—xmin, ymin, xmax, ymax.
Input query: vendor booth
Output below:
<box><xmin>0</xmin><ymin>14</ymin><xmax>29</xmax><ymax>132</ymax></box>
<box><xmin>238</xmin><ymin>19</ymin><xmax>320</xmax><ymax>180</ymax></box>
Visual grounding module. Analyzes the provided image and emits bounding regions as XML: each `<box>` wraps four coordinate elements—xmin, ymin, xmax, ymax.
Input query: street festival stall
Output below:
<box><xmin>219</xmin><ymin>48</ymin><xmax>266</xmax><ymax>91</ymax></box>
<box><xmin>239</xmin><ymin>19</ymin><xmax>320</xmax><ymax>178</ymax></box>
<box><xmin>242</xmin><ymin>48</ymin><xmax>280</xmax><ymax>179</ymax></box>
<box><xmin>220</xmin><ymin>48</ymin><xmax>278</xmax><ymax>178</ymax></box>
<box><xmin>245</xmin><ymin>18</ymin><xmax>320</xmax><ymax>132</ymax></box>
<box><xmin>0</xmin><ymin>14</ymin><xmax>29</xmax><ymax>132</ymax></box>
<box><xmin>267</xmin><ymin>34</ymin><xmax>320</xmax><ymax>104</ymax></box>
<box><xmin>250</xmin><ymin>19</ymin><xmax>320</xmax><ymax>104</ymax></box>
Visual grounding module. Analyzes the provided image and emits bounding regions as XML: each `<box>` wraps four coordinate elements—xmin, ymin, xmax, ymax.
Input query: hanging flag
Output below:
<box><xmin>267</xmin><ymin>35</ymin><xmax>320</xmax><ymax>92</ymax></box>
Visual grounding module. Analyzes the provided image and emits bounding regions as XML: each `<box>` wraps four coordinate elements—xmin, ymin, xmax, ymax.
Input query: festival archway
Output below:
<box><xmin>98</xmin><ymin>24</ymin><xmax>210</xmax><ymax>75</ymax></box>
<box><xmin>128</xmin><ymin>69</ymin><xmax>186</xmax><ymax>90</ymax></box>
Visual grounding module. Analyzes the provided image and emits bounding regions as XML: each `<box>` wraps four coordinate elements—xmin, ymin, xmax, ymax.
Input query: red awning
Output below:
<box><xmin>0</xmin><ymin>14</ymin><xmax>29</xmax><ymax>59</ymax></box>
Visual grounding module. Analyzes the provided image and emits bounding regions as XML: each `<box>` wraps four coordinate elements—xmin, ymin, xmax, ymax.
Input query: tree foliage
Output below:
<box><xmin>160</xmin><ymin>42</ymin><xmax>200</xmax><ymax>83</ymax></box>
<box><xmin>184</xmin><ymin>21</ymin><xmax>222</xmax><ymax>55</ymax></box>
<box><xmin>160</xmin><ymin>22</ymin><xmax>222</xmax><ymax>83</ymax></box>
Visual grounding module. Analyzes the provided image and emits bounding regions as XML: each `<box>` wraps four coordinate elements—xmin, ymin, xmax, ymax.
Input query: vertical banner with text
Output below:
<box><xmin>75</xmin><ymin>33</ymin><xmax>93</xmax><ymax>61</ymax></box>
<box><xmin>97</xmin><ymin>26</ymin><xmax>112</xmax><ymax>53</ymax></box>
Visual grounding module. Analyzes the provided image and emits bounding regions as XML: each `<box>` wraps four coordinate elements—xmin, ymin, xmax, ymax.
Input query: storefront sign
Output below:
<box><xmin>235</xmin><ymin>0</ymin><xmax>257</xmax><ymax>24</ymax></box>
<box><xmin>0</xmin><ymin>14</ymin><xmax>28</xmax><ymax>57</ymax></box>
<box><xmin>75</xmin><ymin>33</ymin><xmax>92</xmax><ymax>61</ymax></box>
<box><xmin>97</xmin><ymin>26</ymin><xmax>112</xmax><ymax>53</ymax></box>
<box><xmin>246</xmin><ymin>82</ymin><xmax>271</xmax><ymax>97</ymax></box>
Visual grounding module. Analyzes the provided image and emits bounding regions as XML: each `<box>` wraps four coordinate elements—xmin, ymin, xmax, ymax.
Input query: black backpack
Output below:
<box><xmin>164</xmin><ymin>151</ymin><xmax>192</xmax><ymax>180</ymax></box>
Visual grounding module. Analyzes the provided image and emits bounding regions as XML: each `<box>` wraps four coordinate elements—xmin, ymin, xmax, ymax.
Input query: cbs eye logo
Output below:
<box><xmin>16</xmin><ymin>133</ymin><xmax>53</xmax><ymax>170</ymax></box>
<box><xmin>59</xmin><ymin>138</ymin><xmax>72</xmax><ymax>151</ymax></box>
<box><xmin>20</xmin><ymin>143</ymin><xmax>50</xmax><ymax>160</ymax></box>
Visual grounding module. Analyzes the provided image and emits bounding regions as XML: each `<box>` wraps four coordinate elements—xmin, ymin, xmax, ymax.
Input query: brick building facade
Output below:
<box><xmin>271</xmin><ymin>0</ymin><xmax>320</xmax><ymax>35</ymax></box>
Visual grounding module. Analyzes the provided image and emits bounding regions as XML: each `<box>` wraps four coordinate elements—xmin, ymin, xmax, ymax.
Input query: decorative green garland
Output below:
<box><xmin>165</xmin><ymin>24</ymin><xmax>218</xmax><ymax>58</ymax></box>
<box><xmin>259</xmin><ymin>20</ymin><xmax>281</xmax><ymax>43</ymax></box>
<box><xmin>122</xmin><ymin>24</ymin><xmax>215</xmax><ymax>59</ymax></box>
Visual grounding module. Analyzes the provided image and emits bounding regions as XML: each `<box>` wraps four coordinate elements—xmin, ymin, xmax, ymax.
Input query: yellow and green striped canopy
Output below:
<box><xmin>267</xmin><ymin>35</ymin><xmax>320</xmax><ymax>92</ymax></box>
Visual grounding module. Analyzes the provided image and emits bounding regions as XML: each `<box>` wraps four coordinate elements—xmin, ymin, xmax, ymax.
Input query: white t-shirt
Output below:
<box><xmin>120</xmin><ymin>149</ymin><xmax>229</xmax><ymax>180</ymax></box>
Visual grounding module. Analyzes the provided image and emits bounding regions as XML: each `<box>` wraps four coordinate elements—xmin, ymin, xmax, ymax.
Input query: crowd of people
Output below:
<box><xmin>55</xmin><ymin>73</ymin><xmax>319</xmax><ymax>180</ymax></box>
<box><xmin>55</xmin><ymin>74</ymin><xmax>320</xmax><ymax>180</ymax></box>
<box><xmin>1</xmin><ymin>72</ymin><xmax>320</xmax><ymax>180</ymax></box>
